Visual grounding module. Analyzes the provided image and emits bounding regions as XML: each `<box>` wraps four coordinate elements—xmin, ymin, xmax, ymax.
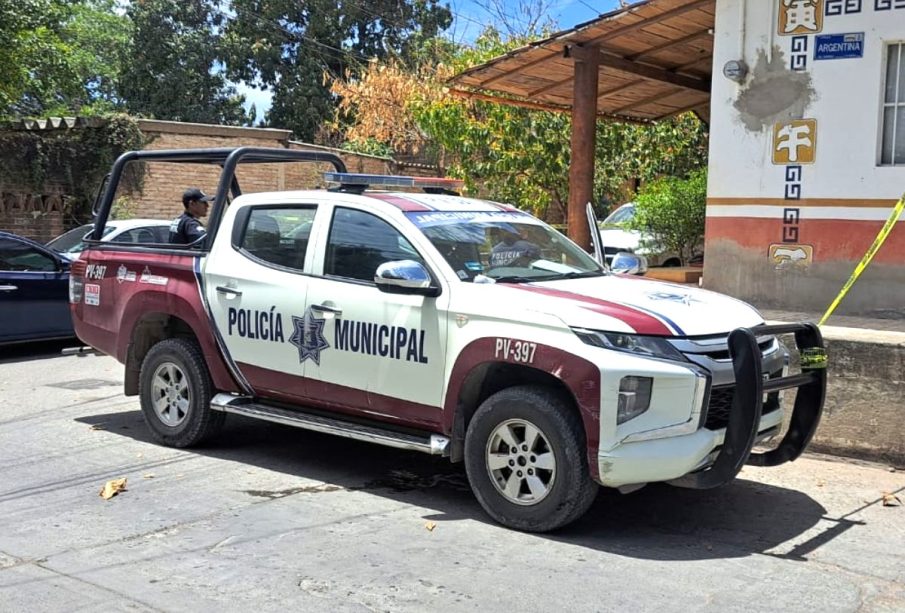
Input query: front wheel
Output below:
<box><xmin>464</xmin><ymin>385</ymin><xmax>598</xmax><ymax>532</ymax></box>
<box><xmin>139</xmin><ymin>338</ymin><xmax>224</xmax><ymax>447</ymax></box>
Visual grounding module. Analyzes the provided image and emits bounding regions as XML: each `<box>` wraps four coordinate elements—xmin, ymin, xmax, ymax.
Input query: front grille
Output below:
<box><xmin>699</xmin><ymin>339</ymin><xmax>775</xmax><ymax>361</ymax></box>
<box><xmin>704</xmin><ymin>372</ymin><xmax>783</xmax><ymax>430</ymax></box>
<box><xmin>705</xmin><ymin>387</ymin><xmax>736</xmax><ymax>429</ymax></box>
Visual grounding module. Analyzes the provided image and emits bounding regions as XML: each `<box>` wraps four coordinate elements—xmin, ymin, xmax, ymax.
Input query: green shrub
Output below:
<box><xmin>629</xmin><ymin>168</ymin><xmax>707</xmax><ymax>264</ymax></box>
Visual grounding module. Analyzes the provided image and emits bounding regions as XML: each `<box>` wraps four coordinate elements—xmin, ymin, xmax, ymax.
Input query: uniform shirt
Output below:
<box><xmin>490</xmin><ymin>239</ymin><xmax>542</xmax><ymax>267</ymax></box>
<box><xmin>169</xmin><ymin>212</ymin><xmax>206</xmax><ymax>245</ymax></box>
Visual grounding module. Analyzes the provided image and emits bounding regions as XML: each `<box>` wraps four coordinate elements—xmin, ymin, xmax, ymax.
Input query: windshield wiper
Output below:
<box><xmin>540</xmin><ymin>270</ymin><xmax>607</xmax><ymax>281</ymax></box>
<box><xmin>492</xmin><ymin>275</ymin><xmax>534</xmax><ymax>284</ymax></box>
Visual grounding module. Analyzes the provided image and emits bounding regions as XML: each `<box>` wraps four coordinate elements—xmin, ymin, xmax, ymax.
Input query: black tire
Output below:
<box><xmin>464</xmin><ymin>385</ymin><xmax>598</xmax><ymax>532</ymax></box>
<box><xmin>139</xmin><ymin>338</ymin><xmax>224</xmax><ymax>447</ymax></box>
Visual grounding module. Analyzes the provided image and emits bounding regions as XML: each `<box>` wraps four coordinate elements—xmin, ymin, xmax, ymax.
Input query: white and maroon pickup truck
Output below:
<box><xmin>70</xmin><ymin>148</ymin><xmax>827</xmax><ymax>532</ymax></box>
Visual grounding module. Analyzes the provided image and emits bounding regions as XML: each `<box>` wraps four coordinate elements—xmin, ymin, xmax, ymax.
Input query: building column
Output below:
<box><xmin>568</xmin><ymin>44</ymin><xmax>600</xmax><ymax>251</ymax></box>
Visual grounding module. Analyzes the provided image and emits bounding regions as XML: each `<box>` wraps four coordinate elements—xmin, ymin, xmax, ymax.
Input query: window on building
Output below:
<box><xmin>882</xmin><ymin>43</ymin><xmax>905</xmax><ymax>165</ymax></box>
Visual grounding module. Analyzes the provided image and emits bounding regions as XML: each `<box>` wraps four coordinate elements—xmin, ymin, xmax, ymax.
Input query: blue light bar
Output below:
<box><xmin>323</xmin><ymin>172</ymin><xmax>464</xmax><ymax>191</ymax></box>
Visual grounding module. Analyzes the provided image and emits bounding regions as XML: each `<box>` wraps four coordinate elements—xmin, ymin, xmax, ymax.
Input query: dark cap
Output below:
<box><xmin>182</xmin><ymin>188</ymin><xmax>213</xmax><ymax>207</ymax></box>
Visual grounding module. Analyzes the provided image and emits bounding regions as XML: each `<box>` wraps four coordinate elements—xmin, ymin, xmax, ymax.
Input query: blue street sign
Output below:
<box><xmin>814</xmin><ymin>32</ymin><xmax>864</xmax><ymax>60</ymax></box>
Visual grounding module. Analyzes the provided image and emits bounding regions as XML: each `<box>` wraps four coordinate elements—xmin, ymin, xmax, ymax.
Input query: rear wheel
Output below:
<box><xmin>139</xmin><ymin>338</ymin><xmax>224</xmax><ymax>447</ymax></box>
<box><xmin>464</xmin><ymin>385</ymin><xmax>598</xmax><ymax>532</ymax></box>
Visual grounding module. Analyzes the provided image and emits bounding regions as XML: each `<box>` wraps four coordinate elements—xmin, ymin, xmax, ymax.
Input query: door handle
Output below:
<box><xmin>0</xmin><ymin>285</ymin><xmax>17</xmax><ymax>292</ymax></box>
<box><xmin>216</xmin><ymin>285</ymin><xmax>242</xmax><ymax>297</ymax></box>
<box><xmin>311</xmin><ymin>303</ymin><xmax>342</xmax><ymax>316</ymax></box>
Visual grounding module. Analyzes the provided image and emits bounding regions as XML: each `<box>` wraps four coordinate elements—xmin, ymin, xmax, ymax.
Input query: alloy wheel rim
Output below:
<box><xmin>485</xmin><ymin>418</ymin><xmax>556</xmax><ymax>506</ymax></box>
<box><xmin>151</xmin><ymin>361</ymin><xmax>191</xmax><ymax>427</ymax></box>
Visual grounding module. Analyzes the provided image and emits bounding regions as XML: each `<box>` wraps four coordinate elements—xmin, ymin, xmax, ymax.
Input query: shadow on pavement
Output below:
<box><xmin>0</xmin><ymin>339</ymin><xmax>87</xmax><ymax>365</ymax></box>
<box><xmin>76</xmin><ymin>408</ymin><xmax>836</xmax><ymax>562</ymax></box>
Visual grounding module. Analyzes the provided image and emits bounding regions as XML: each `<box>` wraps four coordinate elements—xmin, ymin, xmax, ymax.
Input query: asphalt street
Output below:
<box><xmin>0</xmin><ymin>343</ymin><xmax>903</xmax><ymax>612</ymax></box>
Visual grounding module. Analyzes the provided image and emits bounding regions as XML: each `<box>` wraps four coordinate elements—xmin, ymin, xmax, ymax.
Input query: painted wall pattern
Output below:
<box><xmin>775</xmin><ymin>2</ymin><xmax>820</xmax><ymax>270</ymax></box>
<box><xmin>706</xmin><ymin>0</ymin><xmax>905</xmax><ymax>315</ymax></box>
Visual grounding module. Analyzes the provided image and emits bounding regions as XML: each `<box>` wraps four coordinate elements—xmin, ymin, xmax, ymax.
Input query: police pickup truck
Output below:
<box><xmin>70</xmin><ymin>148</ymin><xmax>827</xmax><ymax>532</ymax></box>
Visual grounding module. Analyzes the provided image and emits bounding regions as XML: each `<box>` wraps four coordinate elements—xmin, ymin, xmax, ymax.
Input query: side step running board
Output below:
<box><xmin>211</xmin><ymin>394</ymin><xmax>450</xmax><ymax>456</ymax></box>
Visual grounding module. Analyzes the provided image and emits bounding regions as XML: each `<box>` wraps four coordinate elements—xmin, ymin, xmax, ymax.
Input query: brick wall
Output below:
<box><xmin>120</xmin><ymin>120</ymin><xmax>398</xmax><ymax>222</ymax></box>
<box><xmin>0</xmin><ymin>119</ymin><xmax>100</xmax><ymax>242</ymax></box>
<box><xmin>0</xmin><ymin>190</ymin><xmax>69</xmax><ymax>244</ymax></box>
<box><xmin>0</xmin><ymin>118</ymin><xmax>432</xmax><ymax>242</ymax></box>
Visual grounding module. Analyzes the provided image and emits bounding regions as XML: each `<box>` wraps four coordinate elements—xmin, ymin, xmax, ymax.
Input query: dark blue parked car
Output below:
<box><xmin>0</xmin><ymin>231</ymin><xmax>74</xmax><ymax>344</ymax></box>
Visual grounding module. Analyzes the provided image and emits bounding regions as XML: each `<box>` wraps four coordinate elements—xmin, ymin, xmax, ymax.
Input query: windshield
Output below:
<box><xmin>407</xmin><ymin>210</ymin><xmax>604</xmax><ymax>283</ymax></box>
<box><xmin>602</xmin><ymin>204</ymin><xmax>635</xmax><ymax>226</ymax></box>
<box><xmin>46</xmin><ymin>224</ymin><xmax>115</xmax><ymax>254</ymax></box>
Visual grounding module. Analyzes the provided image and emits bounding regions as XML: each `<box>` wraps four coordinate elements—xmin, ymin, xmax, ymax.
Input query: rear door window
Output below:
<box><xmin>238</xmin><ymin>207</ymin><xmax>317</xmax><ymax>271</ymax></box>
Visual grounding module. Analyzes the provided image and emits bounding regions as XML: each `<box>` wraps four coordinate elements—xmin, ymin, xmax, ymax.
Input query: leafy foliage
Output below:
<box><xmin>0</xmin><ymin>0</ymin><xmax>128</xmax><ymax>118</ymax></box>
<box><xmin>332</xmin><ymin>29</ymin><xmax>570</xmax><ymax>219</ymax></box>
<box><xmin>0</xmin><ymin>0</ymin><xmax>708</xmax><ymax>229</ymax></box>
<box><xmin>0</xmin><ymin>115</ymin><xmax>145</xmax><ymax>224</ymax></box>
<box><xmin>224</xmin><ymin>0</ymin><xmax>452</xmax><ymax>141</ymax></box>
<box><xmin>119</xmin><ymin>0</ymin><xmax>248</xmax><ymax>125</ymax></box>
<box><xmin>331</xmin><ymin>57</ymin><xmax>452</xmax><ymax>158</ymax></box>
<box><xmin>62</xmin><ymin>1</ymin><xmax>131</xmax><ymax>114</ymax></box>
<box><xmin>595</xmin><ymin>113</ymin><xmax>709</xmax><ymax>210</ymax></box>
<box><xmin>331</xmin><ymin>29</ymin><xmax>709</xmax><ymax>223</ymax></box>
<box><xmin>629</xmin><ymin>168</ymin><xmax>708</xmax><ymax>264</ymax></box>
<box><xmin>416</xmin><ymin>96</ymin><xmax>573</xmax><ymax>220</ymax></box>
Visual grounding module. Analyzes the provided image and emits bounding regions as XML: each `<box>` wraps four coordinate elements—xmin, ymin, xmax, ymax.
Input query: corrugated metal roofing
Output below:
<box><xmin>449</xmin><ymin>0</ymin><xmax>715</xmax><ymax>123</ymax></box>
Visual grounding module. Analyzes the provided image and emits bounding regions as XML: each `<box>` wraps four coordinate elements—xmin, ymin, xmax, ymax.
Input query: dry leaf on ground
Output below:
<box><xmin>425</xmin><ymin>521</ymin><xmax>437</xmax><ymax>532</ymax></box>
<box><xmin>881</xmin><ymin>492</ymin><xmax>901</xmax><ymax>507</ymax></box>
<box><xmin>99</xmin><ymin>478</ymin><xmax>128</xmax><ymax>500</ymax></box>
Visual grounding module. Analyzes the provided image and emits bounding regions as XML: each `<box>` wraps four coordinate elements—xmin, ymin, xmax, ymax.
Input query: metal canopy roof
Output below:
<box><xmin>449</xmin><ymin>0</ymin><xmax>715</xmax><ymax>123</ymax></box>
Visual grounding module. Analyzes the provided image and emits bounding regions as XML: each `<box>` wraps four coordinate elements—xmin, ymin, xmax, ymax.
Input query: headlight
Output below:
<box><xmin>572</xmin><ymin>328</ymin><xmax>687</xmax><ymax>362</ymax></box>
<box><xmin>618</xmin><ymin>376</ymin><xmax>652</xmax><ymax>424</ymax></box>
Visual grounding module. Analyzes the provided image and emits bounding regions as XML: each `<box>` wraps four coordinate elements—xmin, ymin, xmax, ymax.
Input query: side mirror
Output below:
<box><xmin>375</xmin><ymin>260</ymin><xmax>440</xmax><ymax>296</ymax></box>
<box><xmin>611</xmin><ymin>252</ymin><xmax>648</xmax><ymax>275</ymax></box>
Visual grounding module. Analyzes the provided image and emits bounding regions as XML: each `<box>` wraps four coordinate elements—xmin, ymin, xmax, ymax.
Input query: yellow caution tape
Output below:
<box><xmin>818</xmin><ymin>191</ymin><xmax>905</xmax><ymax>326</ymax></box>
<box><xmin>800</xmin><ymin>347</ymin><xmax>828</xmax><ymax>369</ymax></box>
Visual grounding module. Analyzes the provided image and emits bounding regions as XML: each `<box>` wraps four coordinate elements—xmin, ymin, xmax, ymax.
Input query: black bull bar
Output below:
<box><xmin>672</xmin><ymin>322</ymin><xmax>827</xmax><ymax>490</ymax></box>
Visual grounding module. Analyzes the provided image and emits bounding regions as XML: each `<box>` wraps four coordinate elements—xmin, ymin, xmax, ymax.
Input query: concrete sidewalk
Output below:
<box><xmin>756</xmin><ymin>307</ymin><xmax>905</xmax><ymax>466</ymax></box>
<box><xmin>760</xmin><ymin>308</ymin><xmax>905</xmax><ymax>334</ymax></box>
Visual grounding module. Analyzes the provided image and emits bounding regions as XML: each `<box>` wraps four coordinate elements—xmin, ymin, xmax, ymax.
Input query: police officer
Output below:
<box><xmin>490</xmin><ymin>226</ymin><xmax>542</xmax><ymax>268</ymax></box>
<box><xmin>169</xmin><ymin>188</ymin><xmax>213</xmax><ymax>245</ymax></box>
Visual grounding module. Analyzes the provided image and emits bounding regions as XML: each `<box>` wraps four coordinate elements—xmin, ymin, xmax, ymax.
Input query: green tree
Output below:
<box><xmin>629</xmin><ymin>168</ymin><xmax>708</xmax><ymax>264</ymax></box>
<box><xmin>119</xmin><ymin>0</ymin><xmax>248</xmax><ymax>125</ymax></box>
<box><xmin>411</xmin><ymin>28</ymin><xmax>573</xmax><ymax>220</ymax></box>
<box><xmin>223</xmin><ymin>0</ymin><xmax>452</xmax><ymax>141</ymax></box>
<box><xmin>331</xmin><ymin>28</ymin><xmax>709</xmax><ymax>222</ymax></box>
<box><xmin>61</xmin><ymin>0</ymin><xmax>131</xmax><ymax>115</ymax></box>
<box><xmin>594</xmin><ymin>113</ymin><xmax>709</xmax><ymax>211</ymax></box>
<box><xmin>0</xmin><ymin>0</ymin><xmax>52</xmax><ymax>113</ymax></box>
<box><xmin>0</xmin><ymin>0</ymin><xmax>128</xmax><ymax>118</ymax></box>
